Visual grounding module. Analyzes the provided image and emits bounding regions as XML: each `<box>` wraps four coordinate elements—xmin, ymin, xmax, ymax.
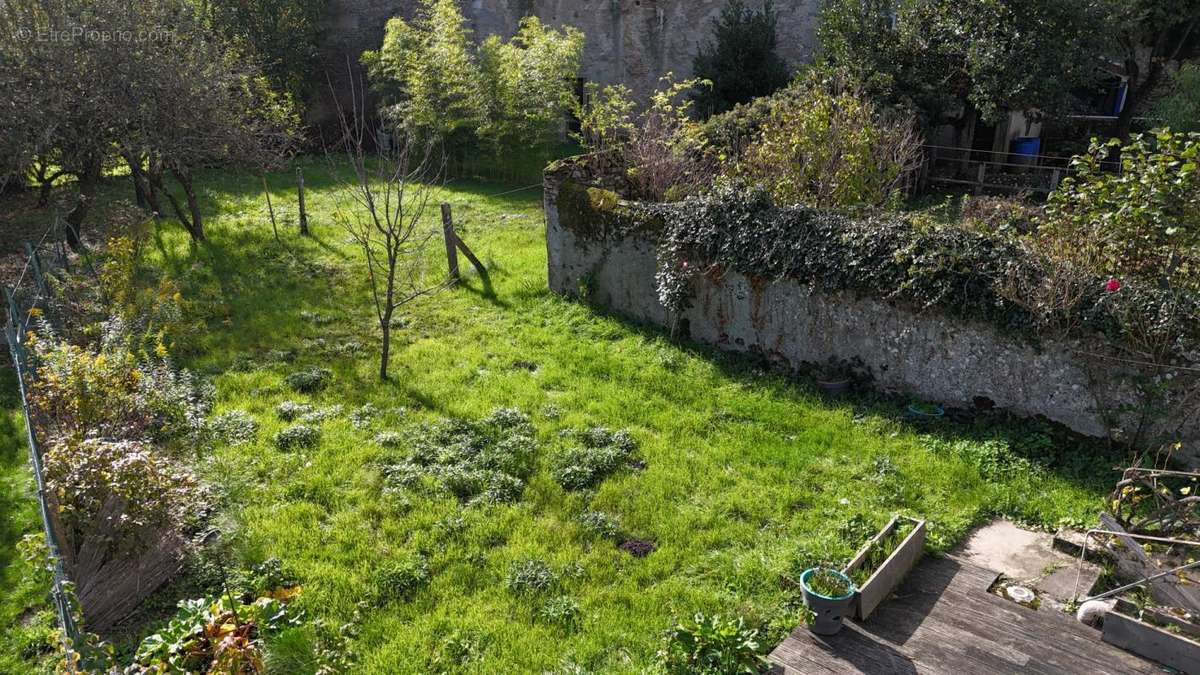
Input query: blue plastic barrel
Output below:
<box><xmin>1010</xmin><ymin>136</ymin><xmax>1041</xmax><ymax>156</ymax></box>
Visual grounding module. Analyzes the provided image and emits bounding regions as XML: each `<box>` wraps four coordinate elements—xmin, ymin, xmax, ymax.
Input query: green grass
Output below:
<box><xmin>0</xmin><ymin>158</ymin><xmax>1120</xmax><ymax>673</ymax></box>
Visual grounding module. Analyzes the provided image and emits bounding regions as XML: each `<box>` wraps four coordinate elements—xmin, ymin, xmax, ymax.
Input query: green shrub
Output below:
<box><xmin>538</xmin><ymin>596</ymin><xmax>582</xmax><ymax>630</ymax></box>
<box><xmin>731</xmin><ymin>78</ymin><xmax>921</xmax><ymax>210</ymax></box>
<box><xmin>284</xmin><ymin>367</ymin><xmax>331</xmax><ymax>393</ymax></box>
<box><xmin>657</xmin><ymin>613</ymin><xmax>765</xmax><ymax>675</ymax></box>
<box><xmin>579</xmin><ymin>511</ymin><xmax>622</xmax><ymax>540</ymax></box>
<box><xmin>575</xmin><ymin>76</ymin><xmax>715</xmax><ymax>202</ymax></box>
<box><xmin>276</xmin><ymin>401</ymin><xmax>314</xmax><ymax>422</ymax></box>
<box><xmin>28</xmin><ymin>333</ymin><xmax>211</xmax><ymax>446</ymax></box>
<box><xmin>1042</xmin><ymin>130</ymin><xmax>1200</xmax><ymax>292</ymax></box>
<box><xmin>208</xmin><ymin>410</ymin><xmax>258</xmax><ymax>445</ymax></box>
<box><xmin>273</xmin><ymin>424</ymin><xmax>320</xmax><ymax>451</ymax></box>
<box><xmin>505</xmin><ymin>557</ymin><xmax>557</xmax><ymax>595</ymax></box>
<box><xmin>375</xmin><ymin>555</ymin><xmax>430</xmax><ymax>602</ymax></box>
<box><xmin>43</xmin><ymin>437</ymin><xmax>199</xmax><ymax>553</ymax></box>
<box><xmin>551</xmin><ymin>427</ymin><xmax>639</xmax><ymax>491</ymax></box>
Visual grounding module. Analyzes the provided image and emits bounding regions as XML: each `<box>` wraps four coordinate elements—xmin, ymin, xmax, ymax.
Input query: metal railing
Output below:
<box><xmin>3</xmin><ymin>224</ymin><xmax>81</xmax><ymax>667</ymax></box>
<box><xmin>919</xmin><ymin>143</ymin><xmax>1074</xmax><ymax>195</ymax></box>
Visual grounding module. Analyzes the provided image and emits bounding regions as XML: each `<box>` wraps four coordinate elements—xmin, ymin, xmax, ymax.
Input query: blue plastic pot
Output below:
<box><xmin>906</xmin><ymin>403</ymin><xmax>945</xmax><ymax>420</ymax></box>
<box><xmin>800</xmin><ymin>568</ymin><xmax>857</xmax><ymax>635</ymax></box>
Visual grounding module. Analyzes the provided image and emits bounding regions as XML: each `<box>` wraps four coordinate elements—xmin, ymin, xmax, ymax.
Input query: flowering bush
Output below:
<box><xmin>1042</xmin><ymin>130</ymin><xmax>1200</xmax><ymax>292</ymax></box>
<box><xmin>27</xmin><ymin>328</ymin><xmax>211</xmax><ymax>447</ymax></box>
<box><xmin>43</xmin><ymin>438</ymin><xmax>200</xmax><ymax>552</ymax></box>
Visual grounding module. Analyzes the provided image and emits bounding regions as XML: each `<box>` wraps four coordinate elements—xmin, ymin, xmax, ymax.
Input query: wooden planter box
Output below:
<box><xmin>1102</xmin><ymin>599</ymin><xmax>1200</xmax><ymax>673</ymax></box>
<box><xmin>843</xmin><ymin>515</ymin><xmax>927</xmax><ymax>620</ymax></box>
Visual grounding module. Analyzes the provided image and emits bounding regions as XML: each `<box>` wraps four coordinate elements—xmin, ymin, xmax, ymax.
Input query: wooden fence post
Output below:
<box><xmin>974</xmin><ymin>163</ymin><xmax>987</xmax><ymax>195</ymax></box>
<box><xmin>441</xmin><ymin>203</ymin><xmax>460</xmax><ymax>282</ymax></box>
<box><xmin>297</xmin><ymin>167</ymin><xmax>309</xmax><ymax>236</ymax></box>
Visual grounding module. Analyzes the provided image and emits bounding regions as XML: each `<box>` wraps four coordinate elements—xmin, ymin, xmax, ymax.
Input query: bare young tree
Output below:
<box><xmin>329</xmin><ymin>73</ymin><xmax>450</xmax><ymax>380</ymax></box>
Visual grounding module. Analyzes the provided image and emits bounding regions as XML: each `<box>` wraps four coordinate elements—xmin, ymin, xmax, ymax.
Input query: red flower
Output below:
<box><xmin>1105</xmin><ymin>278</ymin><xmax>1122</xmax><ymax>293</ymax></box>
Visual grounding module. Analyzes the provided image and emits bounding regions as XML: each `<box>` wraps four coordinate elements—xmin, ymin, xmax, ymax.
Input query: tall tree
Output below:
<box><xmin>0</xmin><ymin>0</ymin><xmax>298</xmax><ymax>244</ymax></box>
<box><xmin>363</xmin><ymin>0</ymin><xmax>584</xmax><ymax>155</ymax></box>
<box><xmin>1107</xmin><ymin>0</ymin><xmax>1200</xmax><ymax>139</ymax></box>
<box><xmin>690</xmin><ymin>0</ymin><xmax>790</xmax><ymax>117</ymax></box>
<box><xmin>818</xmin><ymin>0</ymin><xmax>1107</xmax><ymax>130</ymax></box>
<box><xmin>477</xmin><ymin>16</ymin><xmax>584</xmax><ymax>150</ymax></box>
<box><xmin>203</xmin><ymin>0</ymin><xmax>328</xmax><ymax>106</ymax></box>
<box><xmin>362</xmin><ymin>0</ymin><xmax>485</xmax><ymax>151</ymax></box>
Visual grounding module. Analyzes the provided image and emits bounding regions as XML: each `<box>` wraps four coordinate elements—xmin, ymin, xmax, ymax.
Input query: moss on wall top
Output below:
<box><xmin>556</xmin><ymin>180</ymin><xmax>662</xmax><ymax>242</ymax></box>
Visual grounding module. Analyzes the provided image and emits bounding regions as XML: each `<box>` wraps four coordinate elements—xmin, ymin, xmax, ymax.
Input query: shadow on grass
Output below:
<box><xmin>0</xmin><ymin>367</ymin><xmax>36</xmax><ymax>593</ymax></box>
<box><xmin>565</xmin><ymin>295</ymin><xmax>1129</xmax><ymax>498</ymax></box>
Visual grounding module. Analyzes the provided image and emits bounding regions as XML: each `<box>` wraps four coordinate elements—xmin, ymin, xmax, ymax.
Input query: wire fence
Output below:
<box><xmin>3</xmin><ymin>221</ymin><xmax>82</xmax><ymax>666</ymax></box>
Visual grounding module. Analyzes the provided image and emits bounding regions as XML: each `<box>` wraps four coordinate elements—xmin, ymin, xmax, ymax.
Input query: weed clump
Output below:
<box><xmin>375</xmin><ymin>555</ymin><xmax>430</xmax><ymax>602</ymax></box>
<box><xmin>276</xmin><ymin>401</ymin><xmax>314</xmax><ymax>422</ymax></box>
<box><xmin>285</xmin><ymin>367</ymin><xmax>331</xmax><ymax>393</ymax></box>
<box><xmin>538</xmin><ymin>596</ymin><xmax>581</xmax><ymax>630</ymax></box>
<box><xmin>208</xmin><ymin>410</ymin><xmax>258</xmax><ymax>445</ymax></box>
<box><xmin>551</xmin><ymin>427</ymin><xmax>639</xmax><ymax>491</ymax></box>
<box><xmin>579</xmin><ymin>511</ymin><xmax>622</xmax><ymax>540</ymax></box>
<box><xmin>273</xmin><ymin>424</ymin><xmax>320</xmax><ymax>451</ymax></box>
<box><xmin>658</xmin><ymin>613</ymin><xmax>765</xmax><ymax>674</ymax></box>
<box><xmin>506</xmin><ymin>557</ymin><xmax>557</xmax><ymax>595</ymax></box>
<box><xmin>380</xmin><ymin>407</ymin><xmax>537</xmax><ymax>504</ymax></box>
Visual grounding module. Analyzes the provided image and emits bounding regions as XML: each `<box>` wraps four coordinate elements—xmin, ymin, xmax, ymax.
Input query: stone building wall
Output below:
<box><xmin>315</xmin><ymin>0</ymin><xmax>822</xmax><ymax>122</ymax></box>
<box><xmin>543</xmin><ymin>167</ymin><xmax>1200</xmax><ymax>465</ymax></box>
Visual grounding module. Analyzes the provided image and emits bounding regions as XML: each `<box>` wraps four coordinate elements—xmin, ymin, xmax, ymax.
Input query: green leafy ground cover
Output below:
<box><xmin>0</xmin><ymin>160</ymin><xmax>1122</xmax><ymax>673</ymax></box>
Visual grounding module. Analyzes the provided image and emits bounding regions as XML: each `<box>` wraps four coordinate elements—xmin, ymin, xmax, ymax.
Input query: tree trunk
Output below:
<box><xmin>171</xmin><ymin>168</ymin><xmax>205</xmax><ymax>242</ymax></box>
<box><xmin>379</xmin><ymin>314</ymin><xmax>391</xmax><ymax>381</ymax></box>
<box><xmin>1115</xmin><ymin>58</ymin><xmax>1163</xmax><ymax>142</ymax></box>
<box><xmin>297</xmin><ymin>167</ymin><xmax>309</xmax><ymax>236</ymax></box>
<box><xmin>64</xmin><ymin>159</ymin><xmax>101</xmax><ymax>251</ymax></box>
<box><xmin>125</xmin><ymin>154</ymin><xmax>162</xmax><ymax>216</ymax></box>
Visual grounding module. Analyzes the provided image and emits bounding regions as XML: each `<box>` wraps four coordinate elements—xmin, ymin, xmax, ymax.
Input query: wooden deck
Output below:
<box><xmin>769</xmin><ymin>555</ymin><xmax>1161</xmax><ymax>674</ymax></box>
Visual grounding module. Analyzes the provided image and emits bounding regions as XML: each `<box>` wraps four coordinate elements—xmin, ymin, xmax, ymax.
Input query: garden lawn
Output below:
<box><xmin>0</xmin><ymin>160</ymin><xmax>1119</xmax><ymax>673</ymax></box>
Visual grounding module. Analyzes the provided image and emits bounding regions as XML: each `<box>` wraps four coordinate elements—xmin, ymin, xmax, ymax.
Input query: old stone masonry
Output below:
<box><xmin>322</xmin><ymin>0</ymin><xmax>822</xmax><ymax>98</ymax></box>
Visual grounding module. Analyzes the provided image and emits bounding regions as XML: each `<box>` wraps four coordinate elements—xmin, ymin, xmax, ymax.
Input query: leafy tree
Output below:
<box><xmin>125</xmin><ymin>41</ymin><xmax>298</xmax><ymax>242</ymax></box>
<box><xmin>1154</xmin><ymin>63</ymin><xmax>1200</xmax><ymax>133</ymax></box>
<box><xmin>818</xmin><ymin>0</ymin><xmax>1106</xmax><ymax>129</ymax></box>
<box><xmin>1042</xmin><ymin>130</ymin><xmax>1200</xmax><ymax>291</ymax></box>
<box><xmin>364</xmin><ymin>0</ymin><xmax>583</xmax><ymax>155</ymax></box>
<box><xmin>203</xmin><ymin>0</ymin><xmax>328</xmax><ymax>105</ymax></box>
<box><xmin>362</xmin><ymin>0</ymin><xmax>486</xmax><ymax>150</ymax></box>
<box><xmin>0</xmin><ymin>0</ymin><xmax>298</xmax><ymax>244</ymax></box>
<box><xmin>477</xmin><ymin>16</ymin><xmax>583</xmax><ymax>150</ymax></box>
<box><xmin>690</xmin><ymin>0</ymin><xmax>790</xmax><ymax>117</ymax></box>
<box><xmin>1107</xmin><ymin>0</ymin><xmax>1200</xmax><ymax>139</ymax></box>
<box><xmin>0</xmin><ymin>0</ymin><xmax>132</xmax><ymax>244</ymax></box>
